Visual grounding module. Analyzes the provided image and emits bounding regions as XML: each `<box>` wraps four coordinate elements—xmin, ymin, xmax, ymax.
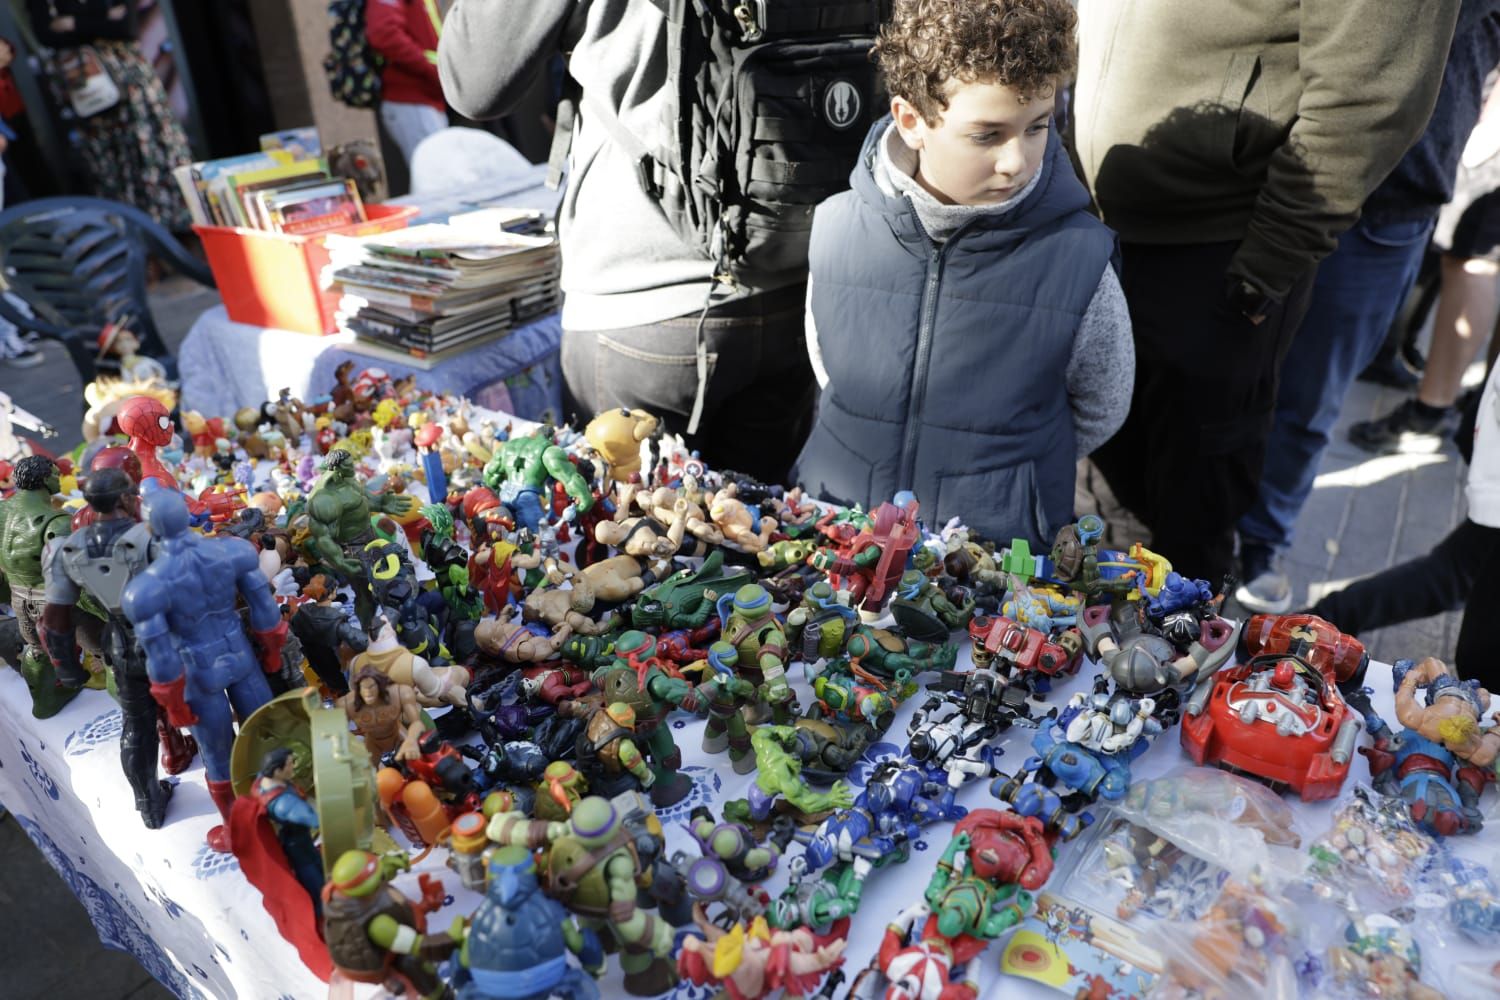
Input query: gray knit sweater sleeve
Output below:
<box><xmin>1067</xmin><ymin>265</ymin><xmax>1134</xmax><ymax>456</ymax></box>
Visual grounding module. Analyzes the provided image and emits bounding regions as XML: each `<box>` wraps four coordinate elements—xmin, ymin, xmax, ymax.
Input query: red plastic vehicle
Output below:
<box><xmin>1180</xmin><ymin>614</ymin><xmax>1367</xmax><ymax>801</ymax></box>
<box><xmin>967</xmin><ymin>613</ymin><xmax>1080</xmax><ymax>680</ymax></box>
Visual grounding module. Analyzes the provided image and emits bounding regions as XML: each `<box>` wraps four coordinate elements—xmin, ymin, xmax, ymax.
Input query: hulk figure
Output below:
<box><xmin>0</xmin><ymin>456</ymin><xmax>80</xmax><ymax>716</ymax></box>
<box><xmin>306</xmin><ymin>449</ymin><xmax>415</xmax><ymax>627</ymax></box>
<box><xmin>724</xmin><ymin>726</ymin><xmax>855</xmax><ymax>826</ymax></box>
<box><xmin>480</xmin><ymin>427</ymin><xmax>594</xmax><ymax>534</ymax></box>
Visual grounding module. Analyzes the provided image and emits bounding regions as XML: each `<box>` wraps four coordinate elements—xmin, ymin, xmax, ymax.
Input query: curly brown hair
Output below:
<box><xmin>876</xmin><ymin>0</ymin><xmax>1078</xmax><ymax>124</ymax></box>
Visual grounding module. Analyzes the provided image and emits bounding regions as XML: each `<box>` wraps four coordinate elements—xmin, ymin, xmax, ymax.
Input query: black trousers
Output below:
<box><xmin>1092</xmin><ymin>242</ymin><xmax>1315</xmax><ymax>583</ymax></box>
<box><xmin>1309</xmin><ymin>518</ymin><xmax>1500</xmax><ymax>687</ymax></box>
<box><xmin>561</xmin><ymin>284</ymin><xmax>815</xmax><ymax>485</ymax></box>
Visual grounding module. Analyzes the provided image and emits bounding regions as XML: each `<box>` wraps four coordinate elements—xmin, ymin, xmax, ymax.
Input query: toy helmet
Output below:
<box><xmin>732</xmin><ymin>584</ymin><xmax>770</xmax><ymax>616</ymax></box>
<box><xmin>89</xmin><ymin>445</ymin><xmax>142</xmax><ymax>483</ymax></box>
<box><xmin>605</xmin><ymin>702</ymin><xmax>637</xmax><ymax>728</ymax></box>
<box><xmin>330</xmin><ymin>849</ymin><xmax>384</xmax><ymax>897</ymax></box>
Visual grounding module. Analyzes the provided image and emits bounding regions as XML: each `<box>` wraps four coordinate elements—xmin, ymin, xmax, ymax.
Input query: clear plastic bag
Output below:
<box><xmin>1145</xmin><ymin>876</ymin><xmax>1303</xmax><ymax>1000</ymax></box>
<box><xmin>1301</xmin><ymin>907</ymin><xmax>1448</xmax><ymax>1000</ymax></box>
<box><xmin>1304</xmin><ymin>786</ymin><xmax>1438</xmax><ymax>905</ymax></box>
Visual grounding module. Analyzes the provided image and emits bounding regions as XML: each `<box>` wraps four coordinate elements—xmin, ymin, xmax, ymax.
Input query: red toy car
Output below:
<box><xmin>1180</xmin><ymin>614</ymin><xmax>1368</xmax><ymax>800</ymax></box>
<box><xmin>967</xmin><ymin>613</ymin><xmax>1081</xmax><ymax>681</ymax></box>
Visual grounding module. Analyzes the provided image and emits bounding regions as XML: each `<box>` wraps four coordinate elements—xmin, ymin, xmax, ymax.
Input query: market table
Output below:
<box><xmin>176</xmin><ymin>307</ymin><xmax>564</xmax><ymax>423</ymax></box>
<box><xmin>2</xmin><ymin>638</ymin><xmax>1494</xmax><ymax>1000</ymax></box>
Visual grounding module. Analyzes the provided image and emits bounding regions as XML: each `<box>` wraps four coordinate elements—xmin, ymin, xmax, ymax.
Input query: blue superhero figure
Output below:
<box><xmin>123</xmin><ymin>486</ymin><xmax>287</xmax><ymax>851</ymax></box>
<box><xmin>1144</xmin><ymin>572</ymin><xmax>1215</xmax><ymax>620</ymax></box>
<box><xmin>991</xmin><ymin>716</ymin><xmax>1134</xmax><ymax>841</ymax></box>
<box><xmin>452</xmin><ymin>844</ymin><xmax>603</xmax><ymax>1000</ymax></box>
<box><xmin>772</xmin><ymin>760</ymin><xmax>966</xmax><ymax>932</ymax></box>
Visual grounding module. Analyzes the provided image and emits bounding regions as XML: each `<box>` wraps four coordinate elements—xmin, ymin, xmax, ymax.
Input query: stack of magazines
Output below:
<box><xmin>323</xmin><ymin>209</ymin><xmax>559</xmax><ymax>367</ymax></box>
<box><xmin>176</xmin><ymin>127</ymin><xmax>367</xmax><ymax>235</ymax></box>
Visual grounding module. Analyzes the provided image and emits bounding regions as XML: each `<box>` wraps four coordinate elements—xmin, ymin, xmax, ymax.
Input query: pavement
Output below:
<box><xmin>0</xmin><ymin>276</ymin><xmax>1476</xmax><ymax>998</ymax></box>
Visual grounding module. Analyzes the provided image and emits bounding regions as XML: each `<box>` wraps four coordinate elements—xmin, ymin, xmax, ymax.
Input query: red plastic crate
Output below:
<box><xmin>195</xmin><ymin>203</ymin><xmax>419</xmax><ymax>336</ymax></box>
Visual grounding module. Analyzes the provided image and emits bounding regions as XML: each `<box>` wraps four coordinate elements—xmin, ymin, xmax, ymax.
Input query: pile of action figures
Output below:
<box><xmin>2</xmin><ymin>362</ymin><xmax>1499</xmax><ymax>1000</ymax></box>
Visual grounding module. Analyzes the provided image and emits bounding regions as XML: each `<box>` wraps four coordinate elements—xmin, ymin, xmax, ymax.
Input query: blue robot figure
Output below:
<box><xmin>773</xmin><ymin>760</ymin><xmax>967</xmax><ymax>932</ymax></box>
<box><xmin>453</xmin><ymin>845</ymin><xmax>602</xmax><ymax>1000</ymax></box>
<box><xmin>123</xmin><ymin>486</ymin><xmax>287</xmax><ymax>851</ymax></box>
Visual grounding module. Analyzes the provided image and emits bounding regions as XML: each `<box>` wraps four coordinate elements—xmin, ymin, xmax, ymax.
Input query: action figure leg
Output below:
<box><xmin>14</xmin><ymin>591</ymin><xmax>79</xmax><ymax>718</ymax></box>
<box><xmin>644</xmin><ymin>727</ymin><xmax>693</xmax><ymax>807</ymax></box>
<box><xmin>117</xmin><ymin>666</ymin><xmax>173</xmax><ymax>828</ymax></box>
<box><xmin>226</xmin><ymin>668</ymin><xmax>274</xmax><ymax>727</ymax></box>
<box><xmin>392</xmin><ymin>953</ymin><xmax>450</xmax><ymax>1000</ymax></box>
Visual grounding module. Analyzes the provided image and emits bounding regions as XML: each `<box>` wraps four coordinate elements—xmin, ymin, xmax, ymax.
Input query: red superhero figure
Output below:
<box><xmin>811</xmin><ymin>500</ymin><xmax>921</xmax><ymax>616</ymax></box>
<box><xmin>114</xmin><ymin>395</ymin><xmax>177</xmax><ymax>489</ymax></box>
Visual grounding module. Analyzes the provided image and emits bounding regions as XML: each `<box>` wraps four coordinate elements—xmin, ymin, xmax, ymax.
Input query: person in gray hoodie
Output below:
<box><xmin>795</xmin><ymin>0</ymin><xmax>1133</xmax><ymax>545</ymax></box>
<box><xmin>438</xmin><ymin>1</ymin><xmax>816</xmax><ymax>484</ymax></box>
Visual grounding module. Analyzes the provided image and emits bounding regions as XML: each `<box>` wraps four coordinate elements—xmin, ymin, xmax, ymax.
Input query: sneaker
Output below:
<box><xmin>1235</xmin><ymin>542</ymin><xmax>1293</xmax><ymax>614</ymax></box>
<box><xmin>0</xmin><ymin>324</ymin><xmax>41</xmax><ymax>368</ymax></box>
<box><xmin>1348</xmin><ymin>398</ymin><xmax>1457</xmax><ymax>455</ymax></box>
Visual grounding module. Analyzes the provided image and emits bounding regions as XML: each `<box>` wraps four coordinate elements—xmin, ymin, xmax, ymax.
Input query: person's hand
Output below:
<box><xmin>0</xmin><ymin>41</ymin><xmax>15</xmax><ymax>70</ymax></box>
<box><xmin>0</xmin><ymin>136</ymin><xmax>11</xmax><ymax>156</ymax></box>
<box><xmin>50</xmin><ymin>16</ymin><xmax>76</xmax><ymax>32</ymax></box>
<box><xmin>106</xmin><ymin>5</ymin><xmax>127</xmax><ymax>20</ymax></box>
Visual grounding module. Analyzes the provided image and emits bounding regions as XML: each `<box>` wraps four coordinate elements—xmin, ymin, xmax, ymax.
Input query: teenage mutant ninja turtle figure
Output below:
<box><xmin>890</xmin><ymin>569</ymin><xmax>975</xmax><ymax>643</ymax></box>
<box><xmin>716</xmin><ymin>583</ymin><xmax>796</xmax><ymax>723</ymax></box>
<box><xmin>486</xmin><ymin>796</ymin><xmax>677</xmax><ymax>996</ymax></box>
<box><xmin>306</xmin><ymin>449</ymin><xmax>417</xmax><ymax>628</ymax></box>
<box><xmin>0</xmin><ymin>455</ymin><xmax>80</xmax><ymax>716</ymax></box>
<box><xmin>591</xmin><ymin>630</ymin><xmax>715</xmax><ymax>807</ymax></box>
<box><xmin>323</xmin><ymin>849</ymin><xmax>457</xmax><ymax>999</ymax></box>
<box><xmin>451</xmin><ymin>844</ymin><xmax>603</xmax><ymax>1000</ymax></box>
<box><xmin>576</xmin><ymin>702</ymin><xmax>658</xmax><ymax>798</ymax></box>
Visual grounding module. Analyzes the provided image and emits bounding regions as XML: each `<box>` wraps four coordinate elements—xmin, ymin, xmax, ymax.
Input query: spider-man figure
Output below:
<box><xmin>114</xmin><ymin>395</ymin><xmax>178</xmax><ymax>489</ymax></box>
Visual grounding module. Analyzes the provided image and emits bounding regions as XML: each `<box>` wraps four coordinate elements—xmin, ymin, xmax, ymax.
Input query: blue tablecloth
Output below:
<box><xmin>178</xmin><ymin>305</ymin><xmax>564</xmax><ymax>422</ymax></box>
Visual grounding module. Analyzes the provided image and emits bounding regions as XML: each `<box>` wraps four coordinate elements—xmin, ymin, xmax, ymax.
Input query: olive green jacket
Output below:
<box><xmin>1072</xmin><ymin>0</ymin><xmax>1460</xmax><ymax>299</ymax></box>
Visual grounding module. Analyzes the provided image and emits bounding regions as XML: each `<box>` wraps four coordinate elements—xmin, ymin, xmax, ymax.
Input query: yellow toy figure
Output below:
<box><xmin>586</xmin><ymin>408</ymin><xmax>660</xmax><ymax>487</ymax></box>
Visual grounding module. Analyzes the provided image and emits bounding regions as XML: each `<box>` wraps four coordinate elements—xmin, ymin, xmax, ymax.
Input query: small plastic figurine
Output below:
<box><xmin>890</xmin><ymin>569</ymin><xmax>975</xmax><ymax>642</ymax></box>
<box><xmin>113</xmin><ymin>393</ymin><xmax>179</xmax><ymax>489</ymax></box>
<box><xmin>474</xmin><ymin>609</ymin><xmax>574</xmax><ymax>663</ymax></box>
<box><xmin>480</xmin><ymin>425</ymin><xmax>595</xmax><ymax>532</ymax></box>
<box><xmin>706</xmin><ymin>482</ymin><xmax>777</xmax><ymax>553</ymax></box>
<box><xmin>288</xmin><ymin>574</ymin><xmax>366</xmax><ymax>697</ymax></box>
<box><xmin>522</xmin><ymin>555</ymin><xmax>645</xmax><ymax>636</ymax></box>
<box><xmin>724</xmin><ymin>726</ymin><xmax>855</xmax><ymax>827</ymax></box>
<box><xmin>122</xmin><ymin>486</ymin><xmax>287</xmax><ymax>849</ymax></box>
<box><xmin>305</xmin><ymin>448</ymin><xmax>417</xmax><ymax>627</ymax></box>
<box><xmin>575</xmin><ymin>702</ymin><xmax>658</xmax><ymax>797</ymax></box>
<box><xmin>591</xmin><ymin>630</ymin><xmax>714</xmax><ymax>806</ymax></box>
<box><xmin>1361</xmin><ymin>657</ymin><xmax>1497</xmax><ymax>835</ymax></box>
<box><xmin>678</xmin><ymin>915</ymin><xmax>846</xmax><ymax>1000</ymax></box>
<box><xmin>486</xmin><ymin>796</ymin><xmax>676</xmax><ymax>996</ymax></box>
<box><xmin>451</xmin><ymin>844</ymin><xmax>604</xmax><ymax>999</ymax></box>
<box><xmin>342</xmin><ymin>667</ymin><xmax>426</xmax><ymax>770</ymax></box>
<box><xmin>227</xmin><ymin>748</ymin><xmax>330</xmax><ymax>978</ymax></box>
<box><xmin>348</xmin><ymin>617</ymin><xmax>470</xmax><ymax>710</ymax></box>
<box><xmin>810</xmin><ymin>500</ymin><xmax>920</xmax><ymax>617</ymax></box>
<box><xmin>633</xmin><ymin>548</ymin><xmax>753</xmax><ymax>631</ymax></box>
<box><xmin>585</xmin><ymin>407</ymin><xmax>659</xmax><ymax>487</ymax></box>
<box><xmin>323</xmin><ymin>849</ymin><xmax>456</xmax><ymax>998</ymax></box>
<box><xmin>717</xmin><ymin>583</ymin><xmax>796</xmax><ymax>723</ymax></box>
<box><xmin>1</xmin><ymin>455</ymin><xmax>82</xmax><ymax>717</ymax></box>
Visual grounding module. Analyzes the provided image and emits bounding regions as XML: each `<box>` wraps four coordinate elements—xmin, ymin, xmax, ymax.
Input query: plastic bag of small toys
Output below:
<box><xmin>1144</xmin><ymin>874</ymin><xmax>1304</xmax><ymax>1000</ymax></box>
<box><xmin>1304</xmin><ymin>786</ymin><xmax>1438</xmax><ymax>907</ymax></box>
<box><xmin>1296</xmin><ymin>903</ymin><xmax>1450</xmax><ymax>1000</ymax></box>
<box><xmin>1105</xmin><ymin>767</ymin><xmax>1305</xmax><ymax>887</ymax></box>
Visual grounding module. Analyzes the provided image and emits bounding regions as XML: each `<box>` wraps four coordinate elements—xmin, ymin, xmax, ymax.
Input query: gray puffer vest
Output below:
<box><xmin>794</xmin><ymin>118</ymin><xmax>1116</xmax><ymax>544</ymax></box>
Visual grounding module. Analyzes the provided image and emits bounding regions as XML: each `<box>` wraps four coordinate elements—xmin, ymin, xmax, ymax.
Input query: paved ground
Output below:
<box><xmin>0</xmin><ymin>278</ymin><xmax>1476</xmax><ymax>998</ymax></box>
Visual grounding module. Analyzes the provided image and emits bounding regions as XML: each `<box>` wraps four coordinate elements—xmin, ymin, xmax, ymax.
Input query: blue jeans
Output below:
<box><xmin>1237</xmin><ymin>216</ymin><xmax>1433</xmax><ymax>552</ymax></box>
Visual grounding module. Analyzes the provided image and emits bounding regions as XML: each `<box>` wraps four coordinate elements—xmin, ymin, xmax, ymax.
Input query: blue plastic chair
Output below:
<box><xmin>0</xmin><ymin>196</ymin><xmax>214</xmax><ymax>385</ymax></box>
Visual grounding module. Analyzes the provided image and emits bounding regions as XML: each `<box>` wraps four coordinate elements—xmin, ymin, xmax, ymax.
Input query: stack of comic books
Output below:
<box><xmin>323</xmin><ymin>209</ymin><xmax>559</xmax><ymax>367</ymax></box>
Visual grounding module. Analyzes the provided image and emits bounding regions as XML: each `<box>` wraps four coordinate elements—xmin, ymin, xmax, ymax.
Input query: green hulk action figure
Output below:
<box><xmin>480</xmin><ymin>427</ymin><xmax>594</xmax><ymax>535</ymax></box>
<box><xmin>306</xmin><ymin>449</ymin><xmax>416</xmax><ymax>628</ymax></box>
<box><xmin>724</xmin><ymin>725</ymin><xmax>855</xmax><ymax>826</ymax></box>
<box><xmin>0</xmin><ymin>456</ymin><xmax>81</xmax><ymax>716</ymax></box>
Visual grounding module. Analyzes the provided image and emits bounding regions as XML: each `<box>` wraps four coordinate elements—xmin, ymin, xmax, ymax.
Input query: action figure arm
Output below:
<box><xmin>39</xmin><ymin>543</ymin><xmax>88</xmax><ymax>687</ymax></box>
<box><xmin>122</xmin><ymin>574</ymin><xmax>199</xmax><ymax>726</ymax></box>
<box><xmin>605</xmin><ymin>852</ymin><xmax>672</xmax><ymax>956</ymax></box>
<box><xmin>542</xmin><ymin>447</ymin><xmax>593</xmax><ymax>512</ymax></box>
<box><xmin>230</xmin><ymin>538</ymin><xmax>288</xmax><ymax>672</ymax></box>
<box><xmin>619</xmin><ymin>737</ymin><xmax>655</xmax><ymax>788</ymax></box>
<box><xmin>369</xmin><ymin>486</ymin><xmax>416</xmax><ymax>518</ymax></box>
<box><xmin>785</xmin><ymin>777</ymin><xmax>854</xmax><ymax>815</ymax></box>
<box><xmin>267</xmin><ymin>789</ymin><xmax>320</xmax><ymax>830</ymax></box>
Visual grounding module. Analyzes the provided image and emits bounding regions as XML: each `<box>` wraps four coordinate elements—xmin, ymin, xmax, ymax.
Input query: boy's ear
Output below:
<box><xmin>891</xmin><ymin>96</ymin><xmax>927</xmax><ymax>150</ymax></box>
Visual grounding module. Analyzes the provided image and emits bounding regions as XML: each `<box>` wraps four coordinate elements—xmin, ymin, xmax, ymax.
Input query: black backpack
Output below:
<box><xmin>324</xmin><ymin>0</ymin><xmax>384</xmax><ymax>110</ymax></box>
<box><xmin>551</xmin><ymin>0</ymin><xmax>889</xmax><ymax>287</ymax></box>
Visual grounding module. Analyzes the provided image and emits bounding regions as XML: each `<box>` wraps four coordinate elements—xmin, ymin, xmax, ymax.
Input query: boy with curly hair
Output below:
<box><xmin>795</xmin><ymin>0</ymin><xmax>1131</xmax><ymax>546</ymax></box>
